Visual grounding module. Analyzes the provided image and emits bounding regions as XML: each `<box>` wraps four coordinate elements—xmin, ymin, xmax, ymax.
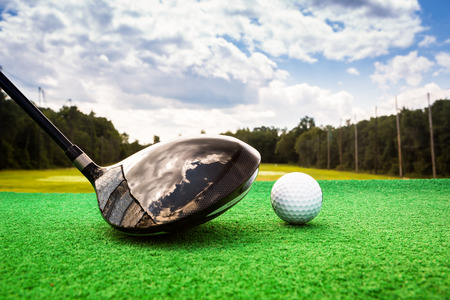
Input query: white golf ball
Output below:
<box><xmin>271</xmin><ymin>172</ymin><xmax>323</xmax><ymax>224</ymax></box>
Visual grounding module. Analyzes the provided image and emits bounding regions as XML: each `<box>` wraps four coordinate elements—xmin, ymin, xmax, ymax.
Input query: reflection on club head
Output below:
<box><xmin>95</xmin><ymin>135</ymin><xmax>260</xmax><ymax>235</ymax></box>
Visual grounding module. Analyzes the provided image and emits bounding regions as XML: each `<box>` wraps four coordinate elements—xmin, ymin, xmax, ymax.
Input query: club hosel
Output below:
<box><xmin>65</xmin><ymin>145</ymin><xmax>102</xmax><ymax>184</ymax></box>
<box><xmin>65</xmin><ymin>145</ymin><xmax>90</xmax><ymax>169</ymax></box>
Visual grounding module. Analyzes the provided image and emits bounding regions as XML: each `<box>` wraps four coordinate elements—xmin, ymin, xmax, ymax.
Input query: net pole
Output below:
<box><xmin>395</xmin><ymin>97</ymin><xmax>403</xmax><ymax>178</ymax></box>
<box><xmin>354</xmin><ymin>115</ymin><xmax>358</xmax><ymax>173</ymax></box>
<box><xmin>427</xmin><ymin>93</ymin><xmax>436</xmax><ymax>178</ymax></box>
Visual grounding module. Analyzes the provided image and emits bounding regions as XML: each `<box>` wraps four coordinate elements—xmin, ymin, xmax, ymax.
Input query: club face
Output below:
<box><xmin>93</xmin><ymin>135</ymin><xmax>260</xmax><ymax>235</ymax></box>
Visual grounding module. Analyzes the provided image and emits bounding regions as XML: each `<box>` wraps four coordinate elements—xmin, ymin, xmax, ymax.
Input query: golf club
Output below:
<box><xmin>0</xmin><ymin>71</ymin><xmax>261</xmax><ymax>235</ymax></box>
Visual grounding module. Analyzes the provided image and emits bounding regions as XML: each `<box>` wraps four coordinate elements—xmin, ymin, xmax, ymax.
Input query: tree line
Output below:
<box><xmin>0</xmin><ymin>91</ymin><xmax>148</xmax><ymax>169</ymax></box>
<box><xmin>223</xmin><ymin>100</ymin><xmax>449</xmax><ymax>178</ymax></box>
<box><xmin>1</xmin><ymin>89</ymin><xmax>448</xmax><ymax>177</ymax></box>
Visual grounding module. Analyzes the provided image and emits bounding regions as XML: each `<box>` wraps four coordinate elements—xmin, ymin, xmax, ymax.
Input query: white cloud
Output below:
<box><xmin>371</xmin><ymin>51</ymin><xmax>434</xmax><ymax>89</ymax></box>
<box><xmin>347</xmin><ymin>68</ymin><xmax>360</xmax><ymax>75</ymax></box>
<box><xmin>300</xmin><ymin>0</ymin><xmax>423</xmax><ymax>61</ymax></box>
<box><xmin>375</xmin><ymin>83</ymin><xmax>450</xmax><ymax>117</ymax></box>
<box><xmin>0</xmin><ymin>0</ymin><xmax>433</xmax><ymax>141</ymax></box>
<box><xmin>418</xmin><ymin>35</ymin><xmax>436</xmax><ymax>47</ymax></box>
<box><xmin>97</xmin><ymin>80</ymin><xmax>358</xmax><ymax>142</ymax></box>
<box><xmin>77</xmin><ymin>80</ymin><xmax>358</xmax><ymax>142</ymax></box>
<box><xmin>258</xmin><ymin>80</ymin><xmax>354</xmax><ymax>128</ymax></box>
<box><xmin>435</xmin><ymin>52</ymin><xmax>450</xmax><ymax>73</ymax></box>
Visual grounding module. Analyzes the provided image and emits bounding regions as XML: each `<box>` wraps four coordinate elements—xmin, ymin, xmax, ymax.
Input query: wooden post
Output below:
<box><xmin>68</xmin><ymin>98</ymin><xmax>72</xmax><ymax>140</ymax></box>
<box><xmin>428</xmin><ymin>93</ymin><xmax>436</xmax><ymax>178</ymax></box>
<box><xmin>316</xmin><ymin>134</ymin><xmax>320</xmax><ymax>167</ymax></box>
<box><xmin>327</xmin><ymin>126</ymin><xmax>331</xmax><ymax>170</ymax></box>
<box><xmin>354</xmin><ymin>115</ymin><xmax>358</xmax><ymax>173</ymax></box>
<box><xmin>395</xmin><ymin>97</ymin><xmax>403</xmax><ymax>178</ymax></box>
<box><xmin>374</xmin><ymin>106</ymin><xmax>378</xmax><ymax>174</ymax></box>
<box><xmin>339</xmin><ymin>118</ymin><xmax>343</xmax><ymax>168</ymax></box>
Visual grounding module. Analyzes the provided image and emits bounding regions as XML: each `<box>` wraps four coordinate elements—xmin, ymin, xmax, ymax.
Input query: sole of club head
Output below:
<box><xmin>93</xmin><ymin>135</ymin><xmax>260</xmax><ymax>235</ymax></box>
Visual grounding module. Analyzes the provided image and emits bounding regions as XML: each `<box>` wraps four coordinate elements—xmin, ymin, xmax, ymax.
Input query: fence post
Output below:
<box><xmin>374</xmin><ymin>106</ymin><xmax>378</xmax><ymax>174</ymax></box>
<box><xmin>395</xmin><ymin>97</ymin><xmax>403</xmax><ymax>178</ymax></box>
<box><xmin>327</xmin><ymin>126</ymin><xmax>331</xmax><ymax>170</ymax></box>
<box><xmin>339</xmin><ymin>119</ymin><xmax>343</xmax><ymax>168</ymax></box>
<box><xmin>354</xmin><ymin>115</ymin><xmax>358</xmax><ymax>173</ymax></box>
<box><xmin>427</xmin><ymin>93</ymin><xmax>436</xmax><ymax>178</ymax></box>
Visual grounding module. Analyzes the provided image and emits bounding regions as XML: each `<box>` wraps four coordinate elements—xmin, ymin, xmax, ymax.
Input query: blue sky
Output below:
<box><xmin>1</xmin><ymin>0</ymin><xmax>449</xmax><ymax>143</ymax></box>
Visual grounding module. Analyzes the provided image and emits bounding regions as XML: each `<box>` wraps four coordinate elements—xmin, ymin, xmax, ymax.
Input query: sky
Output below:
<box><xmin>0</xmin><ymin>0</ymin><xmax>449</xmax><ymax>143</ymax></box>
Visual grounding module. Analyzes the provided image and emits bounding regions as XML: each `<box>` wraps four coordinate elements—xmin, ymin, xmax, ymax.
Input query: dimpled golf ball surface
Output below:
<box><xmin>271</xmin><ymin>172</ymin><xmax>322</xmax><ymax>224</ymax></box>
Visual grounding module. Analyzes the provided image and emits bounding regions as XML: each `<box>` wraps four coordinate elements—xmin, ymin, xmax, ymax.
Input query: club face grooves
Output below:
<box><xmin>102</xmin><ymin>181</ymin><xmax>148</xmax><ymax>228</ymax></box>
<box><xmin>94</xmin><ymin>165</ymin><xmax>157</xmax><ymax>232</ymax></box>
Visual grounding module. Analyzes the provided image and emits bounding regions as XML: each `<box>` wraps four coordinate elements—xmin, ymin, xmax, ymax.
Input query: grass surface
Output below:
<box><xmin>0</xmin><ymin>169</ymin><xmax>93</xmax><ymax>193</ymax></box>
<box><xmin>1</xmin><ymin>179</ymin><xmax>448</xmax><ymax>299</ymax></box>
<box><xmin>0</xmin><ymin>165</ymin><xmax>396</xmax><ymax>193</ymax></box>
<box><xmin>259</xmin><ymin>163</ymin><xmax>397</xmax><ymax>181</ymax></box>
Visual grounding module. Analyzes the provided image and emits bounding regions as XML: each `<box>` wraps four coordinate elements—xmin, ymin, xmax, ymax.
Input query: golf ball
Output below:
<box><xmin>271</xmin><ymin>172</ymin><xmax>322</xmax><ymax>224</ymax></box>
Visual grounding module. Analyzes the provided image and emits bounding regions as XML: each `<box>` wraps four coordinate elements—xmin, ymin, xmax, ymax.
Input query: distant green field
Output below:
<box><xmin>0</xmin><ymin>169</ymin><xmax>93</xmax><ymax>193</ymax></box>
<box><xmin>0</xmin><ymin>165</ymin><xmax>396</xmax><ymax>193</ymax></box>
<box><xmin>258</xmin><ymin>163</ymin><xmax>397</xmax><ymax>181</ymax></box>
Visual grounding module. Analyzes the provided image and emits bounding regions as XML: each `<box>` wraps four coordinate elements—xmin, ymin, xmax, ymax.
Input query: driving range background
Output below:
<box><xmin>1</xmin><ymin>0</ymin><xmax>450</xmax><ymax>298</ymax></box>
<box><xmin>1</xmin><ymin>171</ymin><xmax>449</xmax><ymax>299</ymax></box>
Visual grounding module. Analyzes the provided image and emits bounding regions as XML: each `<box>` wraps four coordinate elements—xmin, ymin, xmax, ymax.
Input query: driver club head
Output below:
<box><xmin>90</xmin><ymin>135</ymin><xmax>260</xmax><ymax>235</ymax></box>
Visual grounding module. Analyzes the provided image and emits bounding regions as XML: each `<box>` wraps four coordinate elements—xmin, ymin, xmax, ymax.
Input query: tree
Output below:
<box><xmin>223</xmin><ymin>126</ymin><xmax>279</xmax><ymax>163</ymax></box>
<box><xmin>275</xmin><ymin>130</ymin><xmax>298</xmax><ymax>163</ymax></box>
<box><xmin>430</xmin><ymin>100</ymin><xmax>450</xmax><ymax>176</ymax></box>
<box><xmin>297</xmin><ymin>115</ymin><xmax>316</xmax><ymax>133</ymax></box>
<box><xmin>295</xmin><ymin>127</ymin><xmax>323</xmax><ymax>167</ymax></box>
<box><xmin>275</xmin><ymin>116</ymin><xmax>316</xmax><ymax>163</ymax></box>
<box><xmin>0</xmin><ymin>98</ymin><xmax>146</xmax><ymax>169</ymax></box>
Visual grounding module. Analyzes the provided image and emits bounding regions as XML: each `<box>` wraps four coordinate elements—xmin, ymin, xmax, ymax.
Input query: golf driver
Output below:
<box><xmin>0</xmin><ymin>71</ymin><xmax>261</xmax><ymax>235</ymax></box>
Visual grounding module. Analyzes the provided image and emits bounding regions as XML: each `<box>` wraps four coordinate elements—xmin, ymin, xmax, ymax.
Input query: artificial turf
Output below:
<box><xmin>0</xmin><ymin>179</ymin><xmax>448</xmax><ymax>299</ymax></box>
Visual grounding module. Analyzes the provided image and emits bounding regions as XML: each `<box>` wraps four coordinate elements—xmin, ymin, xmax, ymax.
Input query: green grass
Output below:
<box><xmin>0</xmin><ymin>179</ymin><xmax>448</xmax><ymax>299</ymax></box>
<box><xmin>259</xmin><ymin>163</ymin><xmax>397</xmax><ymax>181</ymax></box>
<box><xmin>0</xmin><ymin>166</ymin><xmax>396</xmax><ymax>193</ymax></box>
<box><xmin>0</xmin><ymin>169</ymin><xmax>93</xmax><ymax>193</ymax></box>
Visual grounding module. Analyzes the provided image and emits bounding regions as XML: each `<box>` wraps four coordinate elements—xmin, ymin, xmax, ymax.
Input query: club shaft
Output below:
<box><xmin>0</xmin><ymin>71</ymin><xmax>73</xmax><ymax>151</ymax></box>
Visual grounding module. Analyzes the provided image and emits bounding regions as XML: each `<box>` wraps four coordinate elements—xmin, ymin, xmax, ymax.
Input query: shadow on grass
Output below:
<box><xmin>101</xmin><ymin>221</ymin><xmax>258</xmax><ymax>249</ymax></box>
<box><xmin>100</xmin><ymin>218</ymin><xmax>333</xmax><ymax>250</ymax></box>
<box><xmin>281</xmin><ymin>222</ymin><xmax>327</xmax><ymax>231</ymax></box>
